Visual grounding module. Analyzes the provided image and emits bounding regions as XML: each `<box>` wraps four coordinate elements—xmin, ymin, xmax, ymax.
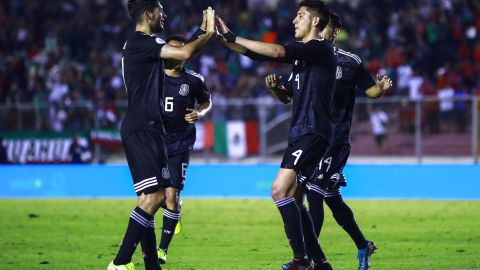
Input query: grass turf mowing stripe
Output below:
<box><xmin>0</xmin><ymin>199</ymin><xmax>479</xmax><ymax>270</ymax></box>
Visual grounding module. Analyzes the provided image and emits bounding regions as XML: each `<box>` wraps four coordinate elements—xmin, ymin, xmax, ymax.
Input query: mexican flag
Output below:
<box><xmin>213</xmin><ymin>121</ymin><xmax>259</xmax><ymax>158</ymax></box>
<box><xmin>193</xmin><ymin>122</ymin><xmax>214</xmax><ymax>150</ymax></box>
<box><xmin>90</xmin><ymin>129</ymin><xmax>122</xmax><ymax>148</ymax></box>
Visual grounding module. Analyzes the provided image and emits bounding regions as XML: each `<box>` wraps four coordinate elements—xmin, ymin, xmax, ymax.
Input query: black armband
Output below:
<box><xmin>223</xmin><ymin>30</ymin><xmax>237</xmax><ymax>43</ymax></box>
<box><xmin>187</xmin><ymin>28</ymin><xmax>206</xmax><ymax>42</ymax></box>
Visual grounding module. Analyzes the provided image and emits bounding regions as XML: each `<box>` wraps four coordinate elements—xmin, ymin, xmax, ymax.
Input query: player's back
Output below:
<box><xmin>332</xmin><ymin>48</ymin><xmax>375</xmax><ymax>145</ymax></box>
<box><xmin>121</xmin><ymin>32</ymin><xmax>167</xmax><ymax>140</ymax></box>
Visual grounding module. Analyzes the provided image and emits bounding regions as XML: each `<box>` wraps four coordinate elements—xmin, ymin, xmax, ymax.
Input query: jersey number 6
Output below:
<box><xmin>165</xmin><ymin>97</ymin><xmax>173</xmax><ymax>112</ymax></box>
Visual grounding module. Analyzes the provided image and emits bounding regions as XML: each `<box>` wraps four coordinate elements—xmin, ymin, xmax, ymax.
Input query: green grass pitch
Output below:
<box><xmin>0</xmin><ymin>199</ymin><xmax>479</xmax><ymax>270</ymax></box>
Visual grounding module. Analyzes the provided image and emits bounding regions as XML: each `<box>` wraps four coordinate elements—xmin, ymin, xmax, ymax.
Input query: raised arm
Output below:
<box><xmin>161</xmin><ymin>8</ymin><xmax>215</xmax><ymax>61</ymax></box>
<box><xmin>215</xmin><ymin>16</ymin><xmax>286</xmax><ymax>59</ymax></box>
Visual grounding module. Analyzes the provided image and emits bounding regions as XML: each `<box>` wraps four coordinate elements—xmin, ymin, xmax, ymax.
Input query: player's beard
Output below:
<box><xmin>150</xmin><ymin>13</ymin><xmax>164</xmax><ymax>33</ymax></box>
<box><xmin>151</xmin><ymin>20</ymin><xmax>164</xmax><ymax>33</ymax></box>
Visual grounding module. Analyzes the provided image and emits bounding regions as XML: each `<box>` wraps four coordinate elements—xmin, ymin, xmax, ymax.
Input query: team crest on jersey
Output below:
<box><xmin>179</xmin><ymin>84</ymin><xmax>190</xmax><ymax>96</ymax></box>
<box><xmin>162</xmin><ymin>167</ymin><xmax>170</xmax><ymax>179</ymax></box>
<box><xmin>336</xmin><ymin>66</ymin><xmax>343</xmax><ymax>79</ymax></box>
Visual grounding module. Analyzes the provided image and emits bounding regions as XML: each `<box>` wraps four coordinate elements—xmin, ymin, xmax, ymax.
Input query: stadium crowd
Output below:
<box><xmin>0</xmin><ymin>0</ymin><xmax>479</xmax><ymax>131</ymax></box>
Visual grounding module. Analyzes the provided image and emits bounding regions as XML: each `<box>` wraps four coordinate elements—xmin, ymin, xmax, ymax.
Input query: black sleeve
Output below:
<box><xmin>194</xmin><ymin>79</ymin><xmax>211</xmax><ymax>104</ymax></box>
<box><xmin>284</xmin><ymin>39</ymin><xmax>332</xmax><ymax>63</ymax></box>
<box><xmin>141</xmin><ymin>36</ymin><xmax>166</xmax><ymax>61</ymax></box>
<box><xmin>353</xmin><ymin>63</ymin><xmax>376</xmax><ymax>91</ymax></box>
<box><xmin>244</xmin><ymin>49</ymin><xmax>292</xmax><ymax>64</ymax></box>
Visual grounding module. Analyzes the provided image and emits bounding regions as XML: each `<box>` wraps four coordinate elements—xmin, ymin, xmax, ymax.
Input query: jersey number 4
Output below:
<box><xmin>295</xmin><ymin>74</ymin><xmax>300</xmax><ymax>89</ymax></box>
<box><xmin>165</xmin><ymin>97</ymin><xmax>173</xmax><ymax>112</ymax></box>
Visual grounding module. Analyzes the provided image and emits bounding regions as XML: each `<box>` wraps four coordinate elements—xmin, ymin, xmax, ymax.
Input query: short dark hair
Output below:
<box><xmin>127</xmin><ymin>0</ymin><xmax>160</xmax><ymax>23</ymax></box>
<box><xmin>329</xmin><ymin>12</ymin><xmax>343</xmax><ymax>29</ymax></box>
<box><xmin>166</xmin><ymin>35</ymin><xmax>187</xmax><ymax>44</ymax></box>
<box><xmin>299</xmin><ymin>0</ymin><xmax>331</xmax><ymax>31</ymax></box>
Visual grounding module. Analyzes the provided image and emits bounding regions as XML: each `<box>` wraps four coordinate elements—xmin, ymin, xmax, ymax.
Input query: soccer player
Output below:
<box><xmin>156</xmin><ymin>35</ymin><xmax>212</xmax><ymax>264</ymax></box>
<box><xmin>107</xmin><ymin>1</ymin><xmax>215</xmax><ymax>270</ymax></box>
<box><xmin>304</xmin><ymin>13</ymin><xmax>392</xmax><ymax>270</ymax></box>
<box><xmin>216</xmin><ymin>1</ymin><xmax>336</xmax><ymax>269</ymax></box>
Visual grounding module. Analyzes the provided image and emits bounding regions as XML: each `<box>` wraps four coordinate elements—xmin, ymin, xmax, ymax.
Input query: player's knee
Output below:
<box><xmin>271</xmin><ymin>184</ymin><xmax>288</xmax><ymax>201</ymax></box>
<box><xmin>325</xmin><ymin>195</ymin><xmax>343</xmax><ymax>209</ymax></box>
<box><xmin>138</xmin><ymin>190</ymin><xmax>166</xmax><ymax>214</ymax></box>
<box><xmin>165</xmin><ymin>189</ymin><xmax>180</xmax><ymax>210</ymax></box>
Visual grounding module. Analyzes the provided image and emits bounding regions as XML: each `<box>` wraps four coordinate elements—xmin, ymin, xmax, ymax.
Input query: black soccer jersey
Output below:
<box><xmin>332</xmin><ymin>48</ymin><xmax>376</xmax><ymax>145</ymax></box>
<box><xmin>245</xmin><ymin>39</ymin><xmax>337</xmax><ymax>143</ymax></box>
<box><xmin>120</xmin><ymin>31</ymin><xmax>167</xmax><ymax>140</ymax></box>
<box><xmin>163</xmin><ymin>68</ymin><xmax>211</xmax><ymax>156</ymax></box>
<box><xmin>284</xmin><ymin>39</ymin><xmax>337</xmax><ymax>143</ymax></box>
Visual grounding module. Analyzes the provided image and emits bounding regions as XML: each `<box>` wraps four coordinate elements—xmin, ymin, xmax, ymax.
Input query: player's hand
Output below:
<box><xmin>376</xmin><ymin>74</ymin><xmax>393</xmax><ymax>92</ymax></box>
<box><xmin>265</xmin><ymin>74</ymin><xmax>283</xmax><ymax>89</ymax></box>
<box><xmin>215</xmin><ymin>15</ymin><xmax>229</xmax><ymax>35</ymax></box>
<box><xmin>205</xmin><ymin>7</ymin><xmax>215</xmax><ymax>33</ymax></box>
<box><xmin>185</xmin><ymin>108</ymin><xmax>200</xmax><ymax>123</ymax></box>
<box><xmin>200</xmin><ymin>10</ymin><xmax>207</xmax><ymax>31</ymax></box>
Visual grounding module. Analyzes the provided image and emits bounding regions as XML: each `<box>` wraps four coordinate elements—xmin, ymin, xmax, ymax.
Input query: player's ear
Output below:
<box><xmin>143</xmin><ymin>9</ymin><xmax>152</xmax><ymax>22</ymax></box>
<box><xmin>312</xmin><ymin>16</ymin><xmax>320</xmax><ymax>28</ymax></box>
<box><xmin>334</xmin><ymin>28</ymin><xmax>341</xmax><ymax>37</ymax></box>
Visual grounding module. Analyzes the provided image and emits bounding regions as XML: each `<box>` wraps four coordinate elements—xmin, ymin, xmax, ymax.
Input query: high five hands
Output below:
<box><xmin>200</xmin><ymin>7</ymin><xmax>215</xmax><ymax>35</ymax></box>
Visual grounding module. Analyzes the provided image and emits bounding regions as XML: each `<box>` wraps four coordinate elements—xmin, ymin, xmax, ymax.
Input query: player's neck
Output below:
<box><xmin>165</xmin><ymin>67</ymin><xmax>182</xmax><ymax>77</ymax></box>
<box><xmin>136</xmin><ymin>24</ymin><xmax>152</xmax><ymax>35</ymax></box>
<box><xmin>302</xmin><ymin>31</ymin><xmax>319</xmax><ymax>43</ymax></box>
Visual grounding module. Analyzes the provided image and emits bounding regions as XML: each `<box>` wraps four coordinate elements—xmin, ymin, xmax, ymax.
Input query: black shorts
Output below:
<box><xmin>123</xmin><ymin>130</ymin><xmax>171</xmax><ymax>196</ymax></box>
<box><xmin>167</xmin><ymin>151</ymin><xmax>190</xmax><ymax>190</ymax></box>
<box><xmin>318</xmin><ymin>143</ymin><xmax>350</xmax><ymax>180</ymax></box>
<box><xmin>281</xmin><ymin>134</ymin><xmax>330</xmax><ymax>185</ymax></box>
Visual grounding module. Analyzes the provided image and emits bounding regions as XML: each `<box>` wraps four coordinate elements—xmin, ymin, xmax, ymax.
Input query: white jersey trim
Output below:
<box><xmin>185</xmin><ymin>69</ymin><xmax>205</xmax><ymax>82</ymax></box>
<box><xmin>337</xmin><ymin>49</ymin><xmax>362</xmax><ymax>64</ymax></box>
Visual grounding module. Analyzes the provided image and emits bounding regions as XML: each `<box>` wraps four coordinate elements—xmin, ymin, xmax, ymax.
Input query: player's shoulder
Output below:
<box><xmin>127</xmin><ymin>32</ymin><xmax>165</xmax><ymax>46</ymax></box>
<box><xmin>184</xmin><ymin>69</ymin><xmax>205</xmax><ymax>83</ymax></box>
<box><xmin>337</xmin><ymin>48</ymin><xmax>362</xmax><ymax>65</ymax></box>
<box><xmin>304</xmin><ymin>37</ymin><xmax>333</xmax><ymax>47</ymax></box>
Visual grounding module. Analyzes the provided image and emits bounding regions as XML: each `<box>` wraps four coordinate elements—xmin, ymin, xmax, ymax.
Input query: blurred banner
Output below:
<box><xmin>0</xmin><ymin>131</ymin><xmax>90</xmax><ymax>164</ymax></box>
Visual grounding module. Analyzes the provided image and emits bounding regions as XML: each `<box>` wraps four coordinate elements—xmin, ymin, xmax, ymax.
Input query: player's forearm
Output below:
<box><xmin>219</xmin><ymin>39</ymin><xmax>247</xmax><ymax>54</ymax></box>
<box><xmin>270</xmin><ymin>86</ymin><xmax>292</xmax><ymax>104</ymax></box>
<box><xmin>197</xmin><ymin>101</ymin><xmax>212</xmax><ymax>119</ymax></box>
<box><xmin>365</xmin><ymin>84</ymin><xmax>384</xmax><ymax>99</ymax></box>
<box><xmin>183</xmin><ymin>32</ymin><xmax>214</xmax><ymax>59</ymax></box>
<box><xmin>235</xmin><ymin>36</ymin><xmax>285</xmax><ymax>58</ymax></box>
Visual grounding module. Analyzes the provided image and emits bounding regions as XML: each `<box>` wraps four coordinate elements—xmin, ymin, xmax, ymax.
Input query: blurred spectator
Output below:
<box><xmin>69</xmin><ymin>136</ymin><xmax>92</xmax><ymax>164</ymax></box>
<box><xmin>454</xmin><ymin>87</ymin><xmax>469</xmax><ymax>133</ymax></box>
<box><xmin>0</xmin><ymin>0</ymin><xmax>478</xmax><ymax>132</ymax></box>
<box><xmin>421</xmin><ymin>75</ymin><xmax>440</xmax><ymax>134</ymax></box>
<box><xmin>408</xmin><ymin>69</ymin><xmax>423</xmax><ymax>101</ymax></box>
<box><xmin>0</xmin><ymin>137</ymin><xmax>7</xmax><ymax>164</ymax></box>
<box><xmin>370</xmin><ymin>106</ymin><xmax>389</xmax><ymax>153</ymax></box>
<box><xmin>438</xmin><ymin>84</ymin><xmax>455</xmax><ymax>132</ymax></box>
